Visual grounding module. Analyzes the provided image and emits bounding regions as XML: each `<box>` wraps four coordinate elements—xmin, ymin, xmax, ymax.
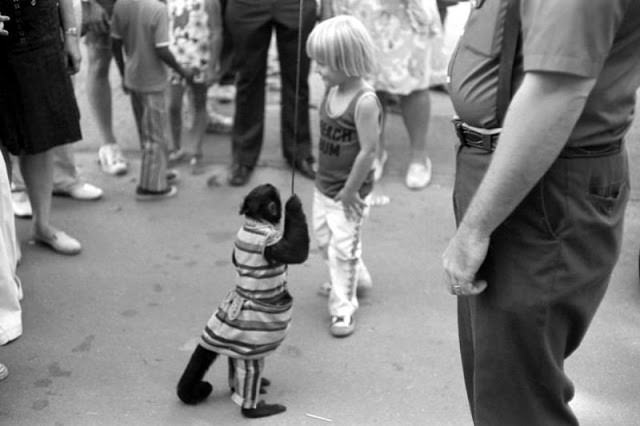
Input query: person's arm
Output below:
<box><xmin>0</xmin><ymin>15</ymin><xmax>9</xmax><ymax>36</ymax></box>
<box><xmin>80</xmin><ymin>0</ymin><xmax>109</xmax><ymax>35</ymax></box>
<box><xmin>111</xmin><ymin>37</ymin><xmax>124</xmax><ymax>78</ymax></box>
<box><xmin>442</xmin><ymin>70</ymin><xmax>597</xmax><ymax>295</ymax></box>
<box><xmin>204</xmin><ymin>0</ymin><xmax>223</xmax><ymax>85</ymax></box>
<box><xmin>154</xmin><ymin>6</ymin><xmax>195</xmax><ymax>83</ymax></box>
<box><xmin>334</xmin><ymin>93</ymin><xmax>380</xmax><ymax>220</ymax></box>
<box><xmin>264</xmin><ymin>195</ymin><xmax>310</xmax><ymax>264</ymax></box>
<box><xmin>155</xmin><ymin>46</ymin><xmax>195</xmax><ymax>83</ymax></box>
<box><xmin>59</xmin><ymin>0</ymin><xmax>82</xmax><ymax>74</ymax></box>
<box><xmin>320</xmin><ymin>0</ymin><xmax>334</xmax><ymax>20</ymax></box>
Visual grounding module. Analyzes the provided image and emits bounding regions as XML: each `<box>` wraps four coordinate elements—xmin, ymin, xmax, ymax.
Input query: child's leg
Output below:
<box><xmin>229</xmin><ymin>358</ymin><xmax>285</xmax><ymax>418</ymax></box>
<box><xmin>325</xmin><ymin>196</ymin><xmax>369</xmax><ymax>319</ymax></box>
<box><xmin>137</xmin><ymin>92</ymin><xmax>170</xmax><ymax>193</ymax></box>
<box><xmin>177</xmin><ymin>344</ymin><xmax>218</xmax><ymax>404</ymax></box>
<box><xmin>168</xmin><ymin>82</ymin><xmax>186</xmax><ymax>154</ymax></box>
<box><xmin>188</xmin><ymin>83</ymin><xmax>209</xmax><ymax>159</ymax></box>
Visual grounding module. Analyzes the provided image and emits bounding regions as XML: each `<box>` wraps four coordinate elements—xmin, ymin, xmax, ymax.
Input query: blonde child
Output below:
<box><xmin>306</xmin><ymin>16</ymin><xmax>382</xmax><ymax>338</ymax></box>
<box><xmin>167</xmin><ymin>0</ymin><xmax>224</xmax><ymax>174</ymax></box>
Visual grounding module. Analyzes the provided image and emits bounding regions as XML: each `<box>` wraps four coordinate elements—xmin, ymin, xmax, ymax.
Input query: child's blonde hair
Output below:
<box><xmin>306</xmin><ymin>15</ymin><xmax>376</xmax><ymax>78</ymax></box>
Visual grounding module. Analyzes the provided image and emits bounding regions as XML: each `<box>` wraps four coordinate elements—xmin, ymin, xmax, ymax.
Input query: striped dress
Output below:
<box><xmin>201</xmin><ymin>219</ymin><xmax>293</xmax><ymax>360</ymax></box>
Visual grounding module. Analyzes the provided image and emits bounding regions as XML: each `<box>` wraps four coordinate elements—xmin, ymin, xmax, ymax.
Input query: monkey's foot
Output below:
<box><xmin>241</xmin><ymin>400</ymin><xmax>286</xmax><ymax>418</ymax></box>
<box><xmin>177</xmin><ymin>381</ymin><xmax>213</xmax><ymax>405</ymax></box>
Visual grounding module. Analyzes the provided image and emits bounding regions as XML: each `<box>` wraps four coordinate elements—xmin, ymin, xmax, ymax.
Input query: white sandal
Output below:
<box><xmin>405</xmin><ymin>157</ymin><xmax>432</xmax><ymax>189</ymax></box>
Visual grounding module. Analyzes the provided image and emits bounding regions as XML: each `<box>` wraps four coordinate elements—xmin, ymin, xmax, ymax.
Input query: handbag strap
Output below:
<box><xmin>496</xmin><ymin>0</ymin><xmax>521</xmax><ymax>126</ymax></box>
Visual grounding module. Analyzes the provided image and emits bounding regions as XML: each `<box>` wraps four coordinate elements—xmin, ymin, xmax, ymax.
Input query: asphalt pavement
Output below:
<box><xmin>1</xmin><ymin>48</ymin><xmax>640</xmax><ymax>425</ymax></box>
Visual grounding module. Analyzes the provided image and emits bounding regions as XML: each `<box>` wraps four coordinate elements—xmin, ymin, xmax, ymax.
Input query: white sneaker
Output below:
<box><xmin>209</xmin><ymin>84</ymin><xmax>236</xmax><ymax>103</ymax></box>
<box><xmin>405</xmin><ymin>157</ymin><xmax>432</xmax><ymax>189</ymax></box>
<box><xmin>330</xmin><ymin>315</ymin><xmax>355</xmax><ymax>338</ymax></box>
<box><xmin>11</xmin><ymin>191</ymin><xmax>32</xmax><ymax>218</ymax></box>
<box><xmin>206</xmin><ymin>110</ymin><xmax>233</xmax><ymax>134</ymax></box>
<box><xmin>53</xmin><ymin>182</ymin><xmax>103</xmax><ymax>201</ymax></box>
<box><xmin>98</xmin><ymin>144</ymin><xmax>128</xmax><ymax>175</ymax></box>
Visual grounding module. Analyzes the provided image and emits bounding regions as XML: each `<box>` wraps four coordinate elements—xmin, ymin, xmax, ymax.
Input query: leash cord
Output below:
<box><xmin>290</xmin><ymin>0</ymin><xmax>305</xmax><ymax>195</ymax></box>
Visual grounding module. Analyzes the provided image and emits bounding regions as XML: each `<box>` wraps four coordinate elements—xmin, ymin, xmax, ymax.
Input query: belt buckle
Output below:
<box><xmin>452</xmin><ymin>118</ymin><xmax>466</xmax><ymax>144</ymax></box>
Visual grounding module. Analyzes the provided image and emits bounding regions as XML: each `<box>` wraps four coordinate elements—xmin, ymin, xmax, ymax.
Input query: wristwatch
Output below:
<box><xmin>65</xmin><ymin>27</ymin><xmax>79</xmax><ymax>37</ymax></box>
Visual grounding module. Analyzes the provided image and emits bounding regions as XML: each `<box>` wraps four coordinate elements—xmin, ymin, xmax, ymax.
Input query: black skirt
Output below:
<box><xmin>0</xmin><ymin>41</ymin><xmax>82</xmax><ymax>155</ymax></box>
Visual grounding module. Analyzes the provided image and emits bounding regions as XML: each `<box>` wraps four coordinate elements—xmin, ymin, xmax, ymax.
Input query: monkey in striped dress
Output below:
<box><xmin>177</xmin><ymin>184</ymin><xmax>309</xmax><ymax>418</ymax></box>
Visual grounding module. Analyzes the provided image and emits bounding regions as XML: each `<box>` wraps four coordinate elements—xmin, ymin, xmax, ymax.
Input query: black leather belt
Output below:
<box><xmin>453</xmin><ymin>119</ymin><xmax>622</xmax><ymax>158</ymax></box>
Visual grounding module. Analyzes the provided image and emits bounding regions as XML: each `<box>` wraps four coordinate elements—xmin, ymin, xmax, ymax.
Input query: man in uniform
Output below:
<box><xmin>442</xmin><ymin>1</ymin><xmax>640</xmax><ymax>425</ymax></box>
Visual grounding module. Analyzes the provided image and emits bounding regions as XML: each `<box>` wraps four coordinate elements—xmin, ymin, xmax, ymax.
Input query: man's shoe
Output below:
<box><xmin>293</xmin><ymin>159</ymin><xmax>316</xmax><ymax>180</ymax></box>
<box><xmin>228</xmin><ymin>164</ymin><xmax>253</xmax><ymax>187</ymax></box>
<box><xmin>209</xmin><ymin>84</ymin><xmax>236</xmax><ymax>103</ymax></box>
<box><xmin>11</xmin><ymin>191</ymin><xmax>32</xmax><ymax>218</ymax></box>
<box><xmin>135</xmin><ymin>185</ymin><xmax>178</xmax><ymax>201</ymax></box>
<box><xmin>330</xmin><ymin>315</ymin><xmax>355</xmax><ymax>337</ymax></box>
<box><xmin>98</xmin><ymin>144</ymin><xmax>128</xmax><ymax>176</ymax></box>
<box><xmin>53</xmin><ymin>182</ymin><xmax>103</xmax><ymax>201</ymax></box>
<box><xmin>206</xmin><ymin>110</ymin><xmax>233</xmax><ymax>134</ymax></box>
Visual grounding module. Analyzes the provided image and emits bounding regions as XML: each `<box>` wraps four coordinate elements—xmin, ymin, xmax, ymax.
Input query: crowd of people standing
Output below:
<box><xmin>3</xmin><ymin>1</ymin><xmax>639</xmax><ymax>425</ymax></box>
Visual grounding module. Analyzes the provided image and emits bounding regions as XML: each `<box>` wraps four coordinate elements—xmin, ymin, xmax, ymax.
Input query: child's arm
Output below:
<box><xmin>205</xmin><ymin>0</ymin><xmax>223</xmax><ymax>85</ymax></box>
<box><xmin>264</xmin><ymin>195</ymin><xmax>310</xmax><ymax>265</ymax></box>
<box><xmin>111</xmin><ymin>37</ymin><xmax>128</xmax><ymax>93</ymax></box>
<box><xmin>334</xmin><ymin>93</ymin><xmax>381</xmax><ymax>219</ymax></box>
<box><xmin>155</xmin><ymin>46</ymin><xmax>196</xmax><ymax>83</ymax></box>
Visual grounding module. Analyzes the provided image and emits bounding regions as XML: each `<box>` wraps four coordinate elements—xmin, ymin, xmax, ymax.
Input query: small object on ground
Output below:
<box><xmin>305</xmin><ymin>413</ymin><xmax>333</xmax><ymax>422</ymax></box>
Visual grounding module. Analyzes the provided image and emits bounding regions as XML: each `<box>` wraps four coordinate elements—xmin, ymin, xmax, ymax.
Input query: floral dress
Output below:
<box><xmin>332</xmin><ymin>0</ymin><xmax>441</xmax><ymax>95</ymax></box>
<box><xmin>168</xmin><ymin>0</ymin><xmax>214</xmax><ymax>83</ymax></box>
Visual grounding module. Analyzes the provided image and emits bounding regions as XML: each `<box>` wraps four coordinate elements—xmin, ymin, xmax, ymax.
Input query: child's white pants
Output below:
<box><xmin>313</xmin><ymin>188</ymin><xmax>370</xmax><ymax>318</ymax></box>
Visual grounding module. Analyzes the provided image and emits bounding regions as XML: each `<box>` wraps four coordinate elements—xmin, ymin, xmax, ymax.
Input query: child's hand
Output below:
<box><xmin>182</xmin><ymin>67</ymin><xmax>198</xmax><ymax>85</ymax></box>
<box><xmin>335</xmin><ymin>189</ymin><xmax>365</xmax><ymax>221</ymax></box>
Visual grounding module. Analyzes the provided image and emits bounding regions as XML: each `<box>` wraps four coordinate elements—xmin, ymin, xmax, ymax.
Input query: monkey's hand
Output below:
<box><xmin>285</xmin><ymin>194</ymin><xmax>303</xmax><ymax>213</ymax></box>
<box><xmin>265</xmin><ymin>194</ymin><xmax>309</xmax><ymax>264</ymax></box>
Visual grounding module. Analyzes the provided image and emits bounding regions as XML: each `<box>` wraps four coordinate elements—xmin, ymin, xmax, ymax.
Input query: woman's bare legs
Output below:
<box><xmin>20</xmin><ymin>150</ymin><xmax>80</xmax><ymax>254</ymax></box>
<box><xmin>400</xmin><ymin>88</ymin><xmax>432</xmax><ymax>189</ymax></box>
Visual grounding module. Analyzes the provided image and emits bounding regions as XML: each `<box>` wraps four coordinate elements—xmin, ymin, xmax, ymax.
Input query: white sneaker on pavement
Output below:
<box><xmin>98</xmin><ymin>144</ymin><xmax>128</xmax><ymax>175</ymax></box>
<box><xmin>209</xmin><ymin>84</ymin><xmax>236</xmax><ymax>103</ymax></box>
<box><xmin>53</xmin><ymin>182</ymin><xmax>103</xmax><ymax>201</ymax></box>
<box><xmin>405</xmin><ymin>157</ymin><xmax>432</xmax><ymax>189</ymax></box>
<box><xmin>207</xmin><ymin>110</ymin><xmax>233</xmax><ymax>134</ymax></box>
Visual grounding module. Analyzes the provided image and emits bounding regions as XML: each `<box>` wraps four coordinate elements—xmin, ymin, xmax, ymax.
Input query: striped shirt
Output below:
<box><xmin>201</xmin><ymin>219</ymin><xmax>293</xmax><ymax>360</ymax></box>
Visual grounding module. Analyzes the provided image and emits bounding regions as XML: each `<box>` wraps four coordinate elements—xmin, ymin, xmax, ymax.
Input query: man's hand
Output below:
<box><xmin>81</xmin><ymin>0</ymin><xmax>110</xmax><ymax>35</ymax></box>
<box><xmin>442</xmin><ymin>225</ymin><xmax>489</xmax><ymax>297</ymax></box>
